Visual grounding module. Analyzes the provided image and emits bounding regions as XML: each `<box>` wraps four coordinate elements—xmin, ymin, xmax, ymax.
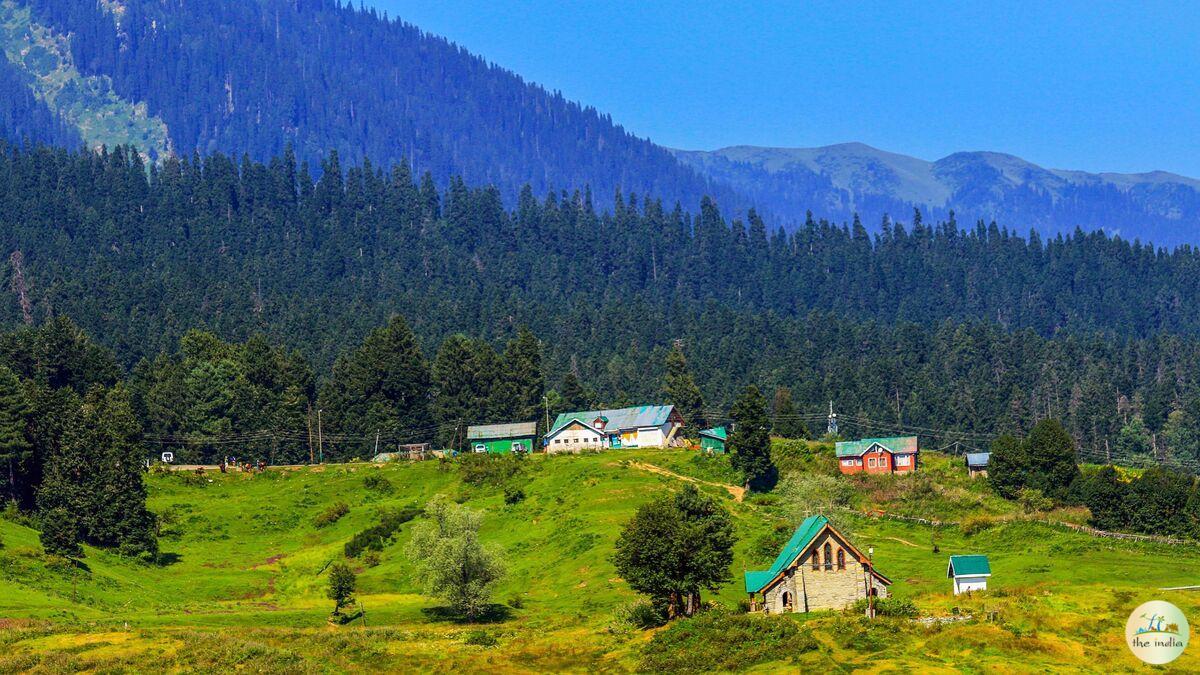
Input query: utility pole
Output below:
<box><xmin>867</xmin><ymin>546</ymin><xmax>876</xmax><ymax>619</ymax></box>
<box><xmin>543</xmin><ymin>395</ymin><xmax>550</xmax><ymax>433</ymax></box>
<box><xmin>317</xmin><ymin>409</ymin><xmax>324</xmax><ymax>463</ymax></box>
<box><xmin>374</xmin><ymin>431</ymin><xmax>380</xmax><ymax>457</ymax></box>
<box><xmin>307</xmin><ymin>405</ymin><xmax>314</xmax><ymax>465</ymax></box>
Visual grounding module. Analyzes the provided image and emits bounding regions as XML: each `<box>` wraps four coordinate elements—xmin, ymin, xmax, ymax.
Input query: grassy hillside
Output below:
<box><xmin>1</xmin><ymin>444</ymin><xmax>1198</xmax><ymax>672</ymax></box>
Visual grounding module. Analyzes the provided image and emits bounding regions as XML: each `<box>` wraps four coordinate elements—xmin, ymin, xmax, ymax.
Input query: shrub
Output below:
<box><xmin>851</xmin><ymin>596</ymin><xmax>919</xmax><ymax>618</ymax></box>
<box><xmin>362</xmin><ymin>550</ymin><xmax>381</xmax><ymax>567</ymax></box>
<box><xmin>463</xmin><ymin>630</ymin><xmax>497</xmax><ymax>647</ymax></box>
<box><xmin>960</xmin><ymin>515</ymin><xmax>996</xmax><ymax>536</ymax></box>
<box><xmin>314</xmin><ymin>502</ymin><xmax>350</xmax><ymax>528</ymax></box>
<box><xmin>362</xmin><ymin>474</ymin><xmax>393</xmax><ymax>494</ymax></box>
<box><xmin>1017</xmin><ymin>487</ymin><xmax>1053</xmax><ymax>513</ymax></box>
<box><xmin>508</xmin><ymin>594</ymin><xmax>524</xmax><ymax>609</ymax></box>
<box><xmin>344</xmin><ymin>507</ymin><xmax>420</xmax><ymax>558</ymax></box>
<box><xmin>640</xmin><ymin>611</ymin><xmax>817</xmax><ymax>673</ymax></box>
<box><xmin>611</xmin><ymin>599</ymin><xmax>666</xmax><ymax>631</ymax></box>
<box><xmin>777</xmin><ymin>473</ymin><xmax>854</xmax><ymax>515</ymax></box>
<box><xmin>458</xmin><ymin>453</ymin><xmax>523</xmax><ymax>487</ymax></box>
<box><xmin>503</xmin><ymin>485</ymin><xmax>525</xmax><ymax>505</ymax></box>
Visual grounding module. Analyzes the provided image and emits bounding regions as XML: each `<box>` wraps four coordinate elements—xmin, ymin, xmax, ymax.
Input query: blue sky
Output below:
<box><xmin>371</xmin><ymin>1</ymin><xmax>1200</xmax><ymax>176</ymax></box>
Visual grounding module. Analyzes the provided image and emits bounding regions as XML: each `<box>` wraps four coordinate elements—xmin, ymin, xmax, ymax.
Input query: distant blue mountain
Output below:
<box><xmin>673</xmin><ymin>144</ymin><xmax>1200</xmax><ymax>247</ymax></box>
<box><xmin>2</xmin><ymin>1</ymin><xmax>1198</xmax><ymax>246</ymax></box>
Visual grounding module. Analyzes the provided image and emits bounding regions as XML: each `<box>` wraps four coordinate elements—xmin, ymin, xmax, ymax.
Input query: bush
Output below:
<box><xmin>1017</xmin><ymin>487</ymin><xmax>1053</xmax><ymax>513</ymax></box>
<box><xmin>458</xmin><ymin>453</ymin><xmax>524</xmax><ymax>487</ymax></box>
<box><xmin>344</xmin><ymin>507</ymin><xmax>420</xmax><ymax>558</ymax></box>
<box><xmin>463</xmin><ymin>630</ymin><xmax>497</xmax><ymax>647</ymax></box>
<box><xmin>777</xmin><ymin>473</ymin><xmax>854</xmax><ymax>515</ymax></box>
<box><xmin>314</xmin><ymin>502</ymin><xmax>349</xmax><ymax>528</ymax></box>
<box><xmin>507</xmin><ymin>594</ymin><xmax>524</xmax><ymax>609</ymax></box>
<box><xmin>503</xmin><ymin>485</ymin><xmax>525</xmax><ymax>505</ymax></box>
<box><xmin>640</xmin><ymin>611</ymin><xmax>817</xmax><ymax>672</ymax></box>
<box><xmin>851</xmin><ymin>596</ymin><xmax>919</xmax><ymax>618</ymax></box>
<box><xmin>611</xmin><ymin>599</ymin><xmax>666</xmax><ymax>631</ymax></box>
<box><xmin>960</xmin><ymin>515</ymin><xmax>996</xmax><ymax>536</ymax></box>
<box><xmin>362</xmin><ymin>474</ymin><xmax>393</xmax><ymax>494</ymax></box>
<box><xmin>362</xmin><ymin>550</ymin><xmax>381</xmax><ymax>567</ymax></box>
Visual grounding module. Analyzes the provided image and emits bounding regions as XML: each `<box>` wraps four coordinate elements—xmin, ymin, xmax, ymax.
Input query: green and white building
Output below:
<box><xmin>466</xmin><ymin>422</ymin><xmax>537</xmax><ymax>454</ymax></box>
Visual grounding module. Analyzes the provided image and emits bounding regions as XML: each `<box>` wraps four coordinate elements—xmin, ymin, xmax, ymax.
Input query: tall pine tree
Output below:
<box><xmin>729</xmin><ymin>385</ymin><xmax>775</xmax><ymax>492</ymax></box>
<box><xmin>663</xmin><ymin>342</ymin><xmax>705</xmax><ymax>435</ymax></box>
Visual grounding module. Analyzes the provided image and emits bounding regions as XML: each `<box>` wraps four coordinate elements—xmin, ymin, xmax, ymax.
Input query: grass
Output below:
<box><xmin>0</xmin><ymin>444</ymin><xmax>1197</xmax><ymax>672</ymax></box>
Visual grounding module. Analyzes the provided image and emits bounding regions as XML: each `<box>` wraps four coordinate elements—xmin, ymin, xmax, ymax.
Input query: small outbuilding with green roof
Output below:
<box><xmin>699</xmin><ymin>426</ymin><xmax>727</xmax><ymax>453</ymax></box>
<box><xmin>947</xmin><ymin>554</ymin><xmax>991</xmax><ymax>595</ymax></box>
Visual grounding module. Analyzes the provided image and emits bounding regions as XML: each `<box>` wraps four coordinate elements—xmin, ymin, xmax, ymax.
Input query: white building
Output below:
<box><xmin>947</xmin><ymin>554</ymin><xmax>991</xmax><ymax>594</ymax></box>
<box><xmin>544</xmin><ymin>405</ymin><xmax>683</xmax><ymax>453</ymax></box>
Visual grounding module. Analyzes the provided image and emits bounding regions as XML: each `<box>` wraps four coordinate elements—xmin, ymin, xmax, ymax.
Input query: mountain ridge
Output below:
<box><xmin>673</xmin><ymin>143</ymin><xmax>1200</xmax><ymax>245</ymax></box>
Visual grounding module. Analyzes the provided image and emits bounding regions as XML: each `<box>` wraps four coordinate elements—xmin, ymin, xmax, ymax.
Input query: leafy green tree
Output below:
<box><xmin>1114</xmin><ymin>416</ymin><xmax>1153</xmax><ymax>461</ymax></box>
<box><xmin>0</xmin><ymin>366</ymin><xmax>31</xmax><ymax>505</ymax></box>
<box><xmin>406</xmin><ymin>495</ymin><xmax>505</xmax><ymax>621</ymax></box>
<box><xmin>327</xmin><ymin>562</ymin><xmax>357</xmax><ymax>615</ymax></box>
<box><xmin>612</xmin><ymin>484</ymin><xmax>735</xmax><ymax>619</ymax></box>
<box><xmin>1078</xmin><ymin>466</ymin><xmax>1132</xmax><ymax>531</ymax></box>
<box><xmin>1129</xmin><ymin>468</ymin><xmax>1194</xmax><ymax>536</ymax></box>
<box><xmin>987</xmin><ymin>434</ymin><xmax>1027</xmax><ymax>499</ymax></box>
<box><xmin>662</xmin><ymin>343</ymin><xmax>705</xmax><ymax>435</ymax></box>
<box><xmin>729</xmin><ymin>385</ymin><xmax>775</xmax><ymax>492</ymax></box>
<box><xmin>1023</xmin><ymin>419</ymin><xmax>1081</xmax><ymax>501</ymax></box>
<box><xmin>770</xmin><ymin>387</ymin><xmax>808</xmax><ymax>439</ymax></box>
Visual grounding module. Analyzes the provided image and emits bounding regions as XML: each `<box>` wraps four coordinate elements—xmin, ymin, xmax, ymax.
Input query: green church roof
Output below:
<box><xmin>947</xmin><ymin>554</ymin><xmax>991</xmax><ymax>577</ymax></box>
<box><xmin>743</xmin><ymin>514</ymin><xmax>828</xmax><ymax>593</ymax></box>
<box><xmin>835</xmin><ymin>436</ymin><xmax>918</xmax><ymax>458</ymax></box>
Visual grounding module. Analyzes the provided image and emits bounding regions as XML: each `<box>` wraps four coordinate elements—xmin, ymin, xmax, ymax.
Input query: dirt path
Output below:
<box><xmin>625</xmin><ymin>461</ymin><xmax>746</xmax><ymax>502</ymax></box>
<box><xmin>885</xmin><ymin>536</ymin><xmax>920</xmax><ymax>548</ymax></box>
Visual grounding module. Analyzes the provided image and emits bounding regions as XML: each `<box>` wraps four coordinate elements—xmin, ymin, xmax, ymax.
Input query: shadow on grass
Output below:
<box><xmin>421</xmin><ymin>603</ymin><xmax>513</xmax><ymax>624</ymax></box>
<box><xmin>157</xmin><ymin>551</ymin><xmax>183</xmax><ymax>566</ymax></box>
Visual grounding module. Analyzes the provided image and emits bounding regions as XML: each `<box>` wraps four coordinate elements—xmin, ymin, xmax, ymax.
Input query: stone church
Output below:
<box><xmin>745</xmin><ymin>515</ymin><xmax>891</xmax><ymax>613</ymax></box>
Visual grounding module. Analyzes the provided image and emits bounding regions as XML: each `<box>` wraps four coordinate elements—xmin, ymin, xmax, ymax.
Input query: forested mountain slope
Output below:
<box><xmin>3</xmin><ymin>144</ymin><xmax>1200</xmax><ymax>460</ymax></box>
<box><xmin>6</xmin><ymin>0</ymin><xmax>744</xmax><ymax>216</ymax></box>
<box><xmin>675</xmin><ymin>144</ymin><xmax>1200</xmax><ymax>247</ymax></box>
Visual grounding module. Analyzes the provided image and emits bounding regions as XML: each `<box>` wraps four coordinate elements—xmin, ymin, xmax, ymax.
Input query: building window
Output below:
<box><xmin>896</xmin><ymin>455</ymin><xmax>910</xmax><ymax>466</ymax></box>
<box><xmin>837</xmin><ymin>549</ymin><xmax>846</xmax><ymax>570</ymax></box>
<box><xmin>474</xmin><ymin>444</ymin><xmax>486</xmax><ymax>453</ymax></box>
<box><xmin>868</xmin><ymin>457</ymin><xmax>877</xmax><ymax>468</ymax></box>
<box><xmin>811</xmin><ymin>551</ymin><xmax>820</xmax><ymax>571</ymax></box>
<box><xmin>823</xmin><ymin>542</ymin><xmax>833</xmax><ymax>570</ymax></box>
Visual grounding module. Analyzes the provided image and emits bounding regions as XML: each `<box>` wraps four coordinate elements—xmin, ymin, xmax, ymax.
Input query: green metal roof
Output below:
<box><xmin>700</xmin><ymin>426</ymin><xmax>727</xmax><ymax>440</ymax></box>
<box><xmin>743</xmin><ymin>515</ymin><xmax>828</xmax><ymax>593</ymax></box>
<box><xmin>835</xmin><ymin>436</ymin><xmax>918</xmax><ymax>458</ymax></box>
<box><xmin>467</xmin><ymin>422</ymin><xmax>537</xmax><ymax>440</ymax></box>
<box><xmin>947</xmin><ymin>554</ymin><xmax>991</xmax><ymax>577</ymax></box>
<box><xmin>549</xmin><ymin>405</ymin><xmax>676</xmax><ymax>436</ymax></box>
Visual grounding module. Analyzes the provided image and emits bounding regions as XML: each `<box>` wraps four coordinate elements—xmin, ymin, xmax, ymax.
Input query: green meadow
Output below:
<box><xmin>1</xmin><ymin>444</ymin><xmax>1197</xmax><ymax>672</ymax></box>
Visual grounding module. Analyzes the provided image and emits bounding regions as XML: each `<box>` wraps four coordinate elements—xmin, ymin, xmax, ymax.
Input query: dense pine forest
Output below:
<box><xmin>17</xmin><ymin>0</ymin><xmax>744</xmax><ymax>216</ymax></box>
<box><xmin>0</xmin><ymin>143</ymin><xmax>1197</xmax><ymax>470</ymax></box>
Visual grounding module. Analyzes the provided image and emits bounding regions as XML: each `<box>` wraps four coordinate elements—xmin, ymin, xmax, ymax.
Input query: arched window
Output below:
<box><xmin>837</xmin><ymin>549</ymin><xmax>846</xmax><ymax>570</ymax></box>
<box><xmin>823</xmin><ymin>542</ymin><xmax>833</xmax><ymax>570</ymax></box>
<box><xmin>811</xmin><ymin>550</ymin><xmax>820</xmax><ymax>571</ymax></box>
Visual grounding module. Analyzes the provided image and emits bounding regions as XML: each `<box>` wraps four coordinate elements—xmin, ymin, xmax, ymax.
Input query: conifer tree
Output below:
<box><xmin>770</xmin><ymin>386</ymin><xmax>808</xmax><ymax>439</ymax></box>
<box><xmin>503</xmin><ymin>327</ymin><xmax>543</xmax><ymax>428</ymax></box>
<box><xmin>560</xmin><ymin>371</ymin><xmax>590</xmax><ymax>411</ymax></box>
<box><xmin>432</xmin><ymin>334</ymin><xmax>480</xmax><ymax>449</ymax></box>
<box><xmin>319</xmin><ymin>315</ymin><xmax>433</xmax><ymax>453</ymax></box>
<box><xmin>0</xmin><ymin>366</ymin><xmax>31</xmax><ymax>505</ymax></box>
<box><xmin>729</xmin><ymin>385</ymin><xmax>775</xmax><ymax>492</ymax></box>
<box><xmin>662</xmin><ymin>343</ymin><xmax>705</xmax><ymax>435</ymax></box>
